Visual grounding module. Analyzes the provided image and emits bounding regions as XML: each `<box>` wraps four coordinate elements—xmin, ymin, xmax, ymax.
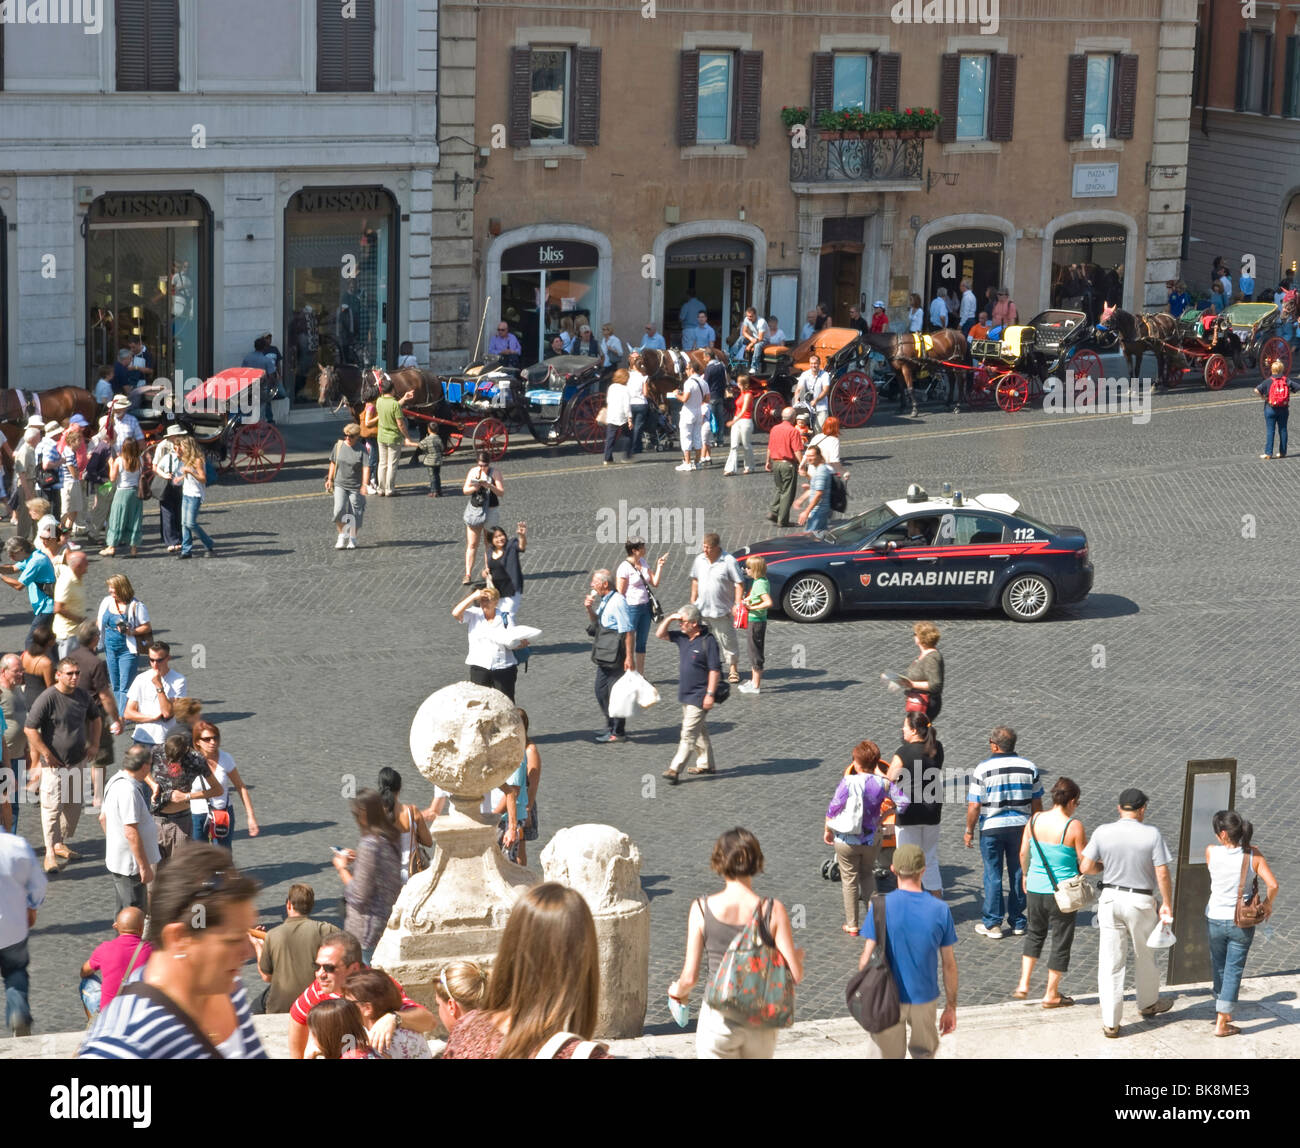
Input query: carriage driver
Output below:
<box><xmin>794</xmin><ymin>354</ymin><xmax>831</xmax><ymax>432</ymax></box>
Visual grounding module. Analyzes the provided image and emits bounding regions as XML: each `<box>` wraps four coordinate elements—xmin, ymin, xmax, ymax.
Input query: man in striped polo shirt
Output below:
<box><xmin>964</xmin><ymin>727</ymin><xmax>1043</xmax><ymax>939</ymax></box>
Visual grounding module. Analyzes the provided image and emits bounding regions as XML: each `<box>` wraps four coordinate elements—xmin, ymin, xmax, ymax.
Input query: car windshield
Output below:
<box><xmin>825</xmin><ymin>504</ymin><xmax>896</xmax><ymax>546</ymax></box>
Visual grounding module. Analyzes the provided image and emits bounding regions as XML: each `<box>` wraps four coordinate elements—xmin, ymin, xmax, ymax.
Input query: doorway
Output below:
<box><xmin>818</xmin><ymin>247</ymin><xmax>864</xmax><ymax>326</ymax></box>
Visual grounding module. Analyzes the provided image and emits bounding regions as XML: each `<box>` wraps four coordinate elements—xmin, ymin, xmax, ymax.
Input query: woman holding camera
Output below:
<box><xmin>451</xmin><ymin>586</ymin><xmax>521</xmax><ymax>701</ymax></box>
<box><xmin>96</xmin><ymin>574</ymin><xmax>152</xmax><ymax>714</ymax></box>
<box><xmin>462</xmin><ymin>451</ymin><xmax>504</xmax><ymax>585</ymax></box>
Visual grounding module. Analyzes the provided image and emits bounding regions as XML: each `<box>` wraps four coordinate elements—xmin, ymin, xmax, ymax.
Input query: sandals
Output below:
<box><xmin>842</xmin><ymin>924</ymin><xmax>859</xmax><ymax>935</ymax></box>
<box><xmin>686</xmin><ymin>765</ymin><xmax>714</xmax><ymax>775</ymax></box>
<box><xmin>99</xmin><ymin>548</ymin><xmax>116</xmax><ymax>556</ymax></box>
<box><xmin>1214</xmin><ymin>1024</ymin><xmax>1240</xmax><ymax>1037</ymax></box>
<box><xmin>1011</xmin><ymin>989</ymin><xmax>1029</xmax><ymax>1000</ymax></box>
<box><xmin>661</xmin><ymin>768</ymin><xmax>680</xmax><ymax>785</ymax></box>
<box><xmin>1042</xmin><ymin>995</ymin><xmax>1075</xmax><ymax>1009</ymax></box>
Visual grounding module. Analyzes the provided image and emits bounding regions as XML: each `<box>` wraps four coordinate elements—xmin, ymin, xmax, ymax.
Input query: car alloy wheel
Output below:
<box><xmin>783</xmin><ymin>573</ymin><xmax>837</xmax><ymax>622</ymax></box>
<box><xmin>1001</xmin><ymin>574</ymin><xmax>1054</xmax><ymax>622</ymax></box>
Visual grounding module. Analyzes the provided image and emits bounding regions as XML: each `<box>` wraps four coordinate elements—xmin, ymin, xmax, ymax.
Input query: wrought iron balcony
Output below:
<box><xmin>789</xmin><ymin>134</ymin><xmax>925</xmax><ymax>189</ymax></box>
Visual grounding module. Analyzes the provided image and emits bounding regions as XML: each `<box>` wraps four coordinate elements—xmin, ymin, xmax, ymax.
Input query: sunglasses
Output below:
<box><xmin>197</xmin><ymin>735</ymin><xmax>217</xmax><ymax>742</ymax></box>
<box><xmin>314</xmin><ymin>962</ymin><xmax>337</xmax><ymax>973</ymax></box>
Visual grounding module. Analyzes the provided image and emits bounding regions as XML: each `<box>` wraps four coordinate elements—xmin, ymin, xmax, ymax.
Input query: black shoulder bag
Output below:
<box><xmin>846</xmin><ymin>893</ymin><xmax>901</xmax><ymax>1033</ymax></box>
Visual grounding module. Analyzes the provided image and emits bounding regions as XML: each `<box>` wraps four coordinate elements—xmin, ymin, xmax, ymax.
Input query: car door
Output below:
<box><xmin>846</xmin><ymin>514</ymin><xmax>944</xmax><ymax>606</ymax></box>
<box><xmin>929</xmin><ymin>512</ymin><xmax>1011</xmax><ymax>604</ymax></box>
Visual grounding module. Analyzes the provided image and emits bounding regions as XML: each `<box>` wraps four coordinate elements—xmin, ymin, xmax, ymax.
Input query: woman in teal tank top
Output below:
<box><xmin>1013</xmin><ymin>777</ymin><xmax>1087</xmax><ymax>1007</ymax></box>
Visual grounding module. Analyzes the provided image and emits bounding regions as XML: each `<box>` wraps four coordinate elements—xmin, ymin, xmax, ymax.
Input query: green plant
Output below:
<box><xmin>842</xmin><ymin>110</ymin><xmax>869</xmax><ymax>133</ymax></box>
<box><xmin>816</xmin><ymin>108</ymin><xmax>846</xmax><ymax>131</ymax></box>
<box><xmin>900</xmin><ymin>106</ymin><xmax>942</xmax><ymax>131</ymax></box>
<box><xmin>780</xmin><ymin>106</ymin><xmax>809</xmax><ymax>128</ymax></box>
<box><xmin>865</xmin><ymin>110</ymin><xmax>902</xmax><ymax>131</ymax></box>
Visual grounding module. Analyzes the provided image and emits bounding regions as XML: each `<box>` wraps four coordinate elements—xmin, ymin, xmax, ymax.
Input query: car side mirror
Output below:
<box><xmin>870</xmin><ymin>539</ymin><xmax>896</xmax><ymax>554</ymax></box>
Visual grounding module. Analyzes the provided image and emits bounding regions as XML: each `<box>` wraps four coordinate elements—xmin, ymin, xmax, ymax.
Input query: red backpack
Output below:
<box><xmin>1268</xmin><ymin>376</ymin><xmax>1291</xmax><ymax>406</ymax></box>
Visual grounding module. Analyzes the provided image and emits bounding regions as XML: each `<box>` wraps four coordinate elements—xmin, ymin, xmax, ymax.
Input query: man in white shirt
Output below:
<box><xmin>959</xmin><ymin>280</ymin><xmax>978</xmax><ymax>334</ymax></box>
<box><xmin>108</xmin><ymin>396</ymin><xmax>145</xmax><ymax>454</ymax></box>
<box><xmin>0</xmin><ymin>828</ymin><xmax>47</xmax><ymax>1037</ymax></box>
<box><xmin>675</xmin><ymin>368</ymin><xmax>707</xmax><ymax>471</ymax></box>
<box><xmin>122</xmin><ymin>642</ymin><xmax>186</xmax><ymax>759</ymax></box>
<box><xmin>689</xmin><ymin>533</ymin><xmax>746</xmax><ymax>684</ymax></box>
<box><xmin>795</xmin><ymin>354</ymin><xmax>831</xmax><ymax>430</ymax></box>
<box><xmin>681</xmin><ymin>311</ymin><xmax>716</xmax><ymax>352</ymax></box>
<box><xmin>636</xmin><ymin>324</ymin><xmax>667</xmax><ymax>352</ymax></box>
<box><xmin>746</xmin><ymin>312</ymin><xmax>771</xmax><ymax>371</ymax></box>
<box><xmin>99</xmin><ymin>744</ymin><xmax>159</xmax><ymax>912</ymax></box>
<box><xmin>766</xmin><ymin>316</ymin><xmax>788</xmax><ymax>348</ymax></box>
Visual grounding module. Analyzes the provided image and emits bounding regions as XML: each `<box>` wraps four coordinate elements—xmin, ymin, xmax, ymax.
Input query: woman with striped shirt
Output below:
<box><xmin>79</xmin><ymin>845</ymin><xmax>267</xmax><ymax>1059</ymax></box>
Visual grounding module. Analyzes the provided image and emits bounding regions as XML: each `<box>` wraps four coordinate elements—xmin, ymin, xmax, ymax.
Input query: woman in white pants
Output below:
<box><xmin>676</xmin><ymin>369</ymin><xmax>706</xmax><ymax>471</ymax></box>
<box><xmin>669</xmin><ymin>828</ymin><xmax>803</xmax><ymax>1058</ymax></box>
<box><xmin>723</xmin><ymin>375</ymin><xmax>755</xmax><ymax>476</ymax></box>
<box><xmin>888</xmin><ymin>713</ymin><xmax>945</xmax><ymax>896</ymax></box>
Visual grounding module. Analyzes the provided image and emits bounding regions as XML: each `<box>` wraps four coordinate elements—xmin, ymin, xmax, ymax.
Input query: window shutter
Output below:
<box><xmin>988</xmin><ymin>53</ymin><xmax>1017</xmax><ymax>141</ymax></box>
<box><xmin>1261</xmin><ymin>33</ymin><xmax>1275</xmax><ymax>116</ymax></box>
<box><xmin>507</xmin><ymin>48</ymin><xmax>532</xmax><ymax>147</ymax></box>
<box><xmin>811</xmin><ymin>52</ymin><xmax>833</xmax><ymax>121</ymax></box>
<box><xmin>571</xmin><ymin>47</ymin><xmax>602</xmax><ymax>146</ymax></box>
<box><xmin>1285</xmin><ymin>36</ymin><xmax>1298</xmax><ymax>118</ymax></box>
<box><xmin>1065</xmin><ymin>53</ymin><xmax>1086</xmax><ymax>139</ymax></box>
<box><xmin>317</xmin><ymin>0</ymin><xmax>374</xmax><ymax>93</ymax></box>
<box><xmin>938</xmin><ymin>53</ymin><xmax>959</xmax><ymax>143</ymax></box>
<box><xmin>1112</xmin><ymin>53</ymin><xmax>1138</xmax><ymax>137</ymax></box>
<box><xmin>116</xmin><ymin>0</ymin><xmax>150</xmax><ymax>91</ymax></box>
<box><xmin>1235</xmin><ymin>30</ymin><xmax>1250</xmax><ymax>112</ymax></box>
<box><xmin>873</xmin><ymin>51</ymin><xmax>901</xmax><ymax>111</ymax></box>
<box><xmin>146</xmin><ymin>0</ymin><xmax>180</xmax><ymax>92</ymax></box>
<box><xmin>1</xmin><ymin>18</ymin><xmax>6</xmax><ymax>92</ymax></box>
<box><xmin>734</xmin><ymin>50</ymin><xmax>763</xmax><ymax>145</ymax></box>
<box><xmin>679</xmin><ymin>50</ymin><xmax>700</xmax><ymax>146</ymax></box>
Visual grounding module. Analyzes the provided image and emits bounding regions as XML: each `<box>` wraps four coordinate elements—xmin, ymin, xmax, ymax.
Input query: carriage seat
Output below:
<box><xmin>762</xmin><ymin>344</ymin><xmax>790</xmax><ymax>359</ymax></box>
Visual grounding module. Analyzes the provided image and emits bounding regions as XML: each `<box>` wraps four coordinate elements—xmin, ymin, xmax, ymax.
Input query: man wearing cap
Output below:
<box><xmin>107</xmin><ymin>396</ymin><xmax>144</xmax><ymax>452</ymax></box>
<box><xmin>857</xmin><ymin>842</ymin><xmax>958</xmax><ymax>1059</ymax></box>
<box><xmin>153</xmin><ymin>425</ymin><xmax>185</xmax><ymax>552</ymax></box>
<box><xmin>11</xmin><ymin>420</ymin><xmax>44</xmax><ymax>541</ymax></box>
<box><xmin>1079</xmin><ymin>788</ymin><xmax>1175</xmax><ymax>1036</ymax></box>
<box><xmin>1</xmin><ymin>536</ymin><xmax>57</xmax><ymax>641</ymax></box>
<box><xmin>636</xmin><ymin>323</ymin><xmax>666</xmax><ymax>353</ymax></box>
<box><xmin>571</xmin><ymin>324</ymin><xmax>600</xmax><ymax>358</ymax></box>
<box><xmin>870</xmin><ymin>301</ymin><xmax>890</xmax><ymax>334</ymax></box>
<box><xmin>325</xmin><ymin>424</ymin><xmax>370</xmax><ymax>550</ymax></box>
<box><xmin>965</xmin><ymin>726</ymin><xmax>1042</xmax><ymax>939</ymax></box>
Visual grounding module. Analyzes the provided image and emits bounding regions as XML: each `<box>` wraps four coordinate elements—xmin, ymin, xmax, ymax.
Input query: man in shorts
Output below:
<box><xmin>325</xmin><ymin>423</ymin><xmax>370</xmax><ymax>550</ymax></box>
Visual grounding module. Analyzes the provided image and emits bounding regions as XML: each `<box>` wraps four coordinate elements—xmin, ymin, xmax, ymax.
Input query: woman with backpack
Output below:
<box><xmin>825</xmin><ymin>743</ymin><xmax>910</xmax><ymax>934</ymax></box>
<box><xmin>668</xmin><ymin>828</ymin><xmax>804</xmax><ymax>1058</ymax></box>
<box><xmin>1257</xmin><ymin>359</ymin><xmax>1299</xmax><ymax>460</ymax></box>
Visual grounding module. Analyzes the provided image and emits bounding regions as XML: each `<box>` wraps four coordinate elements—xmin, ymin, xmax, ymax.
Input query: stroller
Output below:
<box><xmin>640</xmin><ymin>405</ymin><xmax>679</xmax><ymax>453</ymax></box>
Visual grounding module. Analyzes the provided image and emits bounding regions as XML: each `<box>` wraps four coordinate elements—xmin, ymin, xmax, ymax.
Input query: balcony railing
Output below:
<box><xmin>789</xmin><ymin>134</ymin><xmax>924</xmax><ymax>187</ymax></box>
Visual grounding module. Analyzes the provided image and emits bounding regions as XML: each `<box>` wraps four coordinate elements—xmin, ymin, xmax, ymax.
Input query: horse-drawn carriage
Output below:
<box><xmin>967</xmin><ymin>309</ymin><xmax>1108</xmax><ymax>412</ymax></box>
<box><xmin>1164</xmin><ymin>302</ymin><xmax>1291</xmax><ymax>390</ymax></box>
<box><xmin>741</xmin><ymin>328</ymin><xmax>879</xmax><ymax>430</ymax></box>
<box><xmin>137</xmin><ymin>367</ymin><xmax>286</xmax><ymax>482</ymax></box>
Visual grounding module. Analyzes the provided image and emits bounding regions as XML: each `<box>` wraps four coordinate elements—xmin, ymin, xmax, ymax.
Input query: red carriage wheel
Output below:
<box><xmin>442</xmin><ymin>429</ymin><xmax>464</xmax><ymax>456</ymax></box>
<box><xmin>471</xmin><ymin>417</ymin><xmax>508</xmax><ymax>461</ymax></box>
<box><xmin>227</xmin><ymin>423</ymin><xmax>285</xmax><ymax>483</ymax></box>
<box><xmin>830</xmin><ymin>371</ymin><xmax>877</xmax><ymax>428</ymax></box>
<box><xmin>570</xmin><ymin>394</ymin><xmax>605</xmax><ymax>453</ymax></box>
<box><xmin>995</xmin><ymin>373</ymin><xmax>1030</xmax><ymax>413</ymax></box>
<box><xmin>753</xmin><ymin>389</ymin><xmax>783</xmax><ymax>432</ymax></box>
<box><xmin>1070</xmin><ymin>349</ymin><xmax>1103</xmax><ymax>384</ymax></box>
<box><xmin>1261</xmin><ymin>337</ymin><xmax>1292</xmax><ymax>378</ymax></box>
<box><xmin>1204</xmin><ymin>354</ymin><xmax>1231</xmax><ymax>390</ymax></box>
<box><xmin>966</xmin><ymin>366</ymin><xmax>994</xmax><ymax>408</ymax></box>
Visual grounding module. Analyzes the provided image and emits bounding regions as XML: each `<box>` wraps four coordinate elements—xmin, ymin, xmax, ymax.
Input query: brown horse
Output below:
<box><xmin>318</xmin><ymin>364</ymin><xmax>445</xmax><ymax>420</ymax></box>
<box><xmin>632</xmin><ymin>347</ymin><xmax>717</xmax><ymax>405</ymax></box>
<box><xmin>0</xmin><ymin>386</ymin><xmax>99</xmax><ymax>449</ymax></box>
<box><xmin>1098</xmin><ymin>304</ymin><xmax>1183</xmax><ymax>384</ymax></box>
<box><xmin>861</xmin><ymin>329</ymin><xmax>969</xmax><ymax>414</ymax></box>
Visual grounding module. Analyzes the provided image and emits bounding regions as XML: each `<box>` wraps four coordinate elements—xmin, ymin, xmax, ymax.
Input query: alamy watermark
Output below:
<box><xmin>595</xmin><ymin>500</ymin><xmax>704</xmax><ymax>546</ymax></box>
<box><xmin>148</xmin><ymin>370</ymin><xmax>262</xmax><ymax>421</ymax></box>
<box><xmin>0</xmin><ymin>0</ymin><xmax>104</xmax><ymax>34</ymax></box>
<box><xmin>891</xmin><ymin>0</ymin><xmax>999</xmax><ymax>35</ymax></box>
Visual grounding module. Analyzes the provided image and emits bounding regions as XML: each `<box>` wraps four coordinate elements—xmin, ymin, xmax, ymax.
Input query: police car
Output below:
<box><xmin>734</xmin><ymin>485</ymin><xmax>1093</xmax><ymax>623</ymax></box>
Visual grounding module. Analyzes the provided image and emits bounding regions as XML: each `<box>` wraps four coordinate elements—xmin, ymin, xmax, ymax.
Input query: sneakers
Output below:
<box><xmin>335</xmin><ymin>535</ymin><xmax>348</xmax><ymax>549</ymax></box>
<box><xmin>1012</xmin><ymin>925</ymin><xmax>1027</xmax><ymax>936</ymax></box>
<box><xmin>1103</xmin><ymin>1026</ymin><xmax>1120</xmax><ymax>1038</ymax></box>
<box><xmin>975</xmin><ymin>923</ymin><xmax>1005</xmax><ymax>939</ymax></box>
<box><xmin>1139</xmin><ymin>997</ymin><xmax>1173</xmax><ymax>1018</ymax></box>
<box><xmin>674</xmin><ymin>462</ymin><xmax>694</xmax><ymax>472</ymax></box>
<box><xmin>1261</xmin><ymin>453</ymin><xmax>1273</xmax><ymax>460</ymax></box>
<box><xmin>346</xmin><ymin>537</ymin><xmax>356</xmax><ymax>550</ymax></box>
<box><xmin>738</xmin><ymin>682</ymin><xmax>760</xmax><ymax>694</ymax></box>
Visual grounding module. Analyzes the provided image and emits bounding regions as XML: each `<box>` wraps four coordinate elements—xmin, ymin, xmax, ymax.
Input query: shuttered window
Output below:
<box><xmin>988</xmin><ymin>53</ymin><xmax>1017</xmax><ymax>141</ymax></box>
<box><xmin>1284</xmin><ymin>36</ymin><xmax>1300</xmax><ymax>118</ymax></box>
<box><xmin>955</xmin><ymin>55</ymin><xmax>989</xmax><ymax>139</ymax></box>
<box><xmin>872</xmin><ymin>51</ymin><xmax>901</xmax><ymax>113</ymax></box>
<box><xmin>317</xmin><ymin>0</ymin><xmax>375</xmax><ymax>93</ymax></box>
<box><xmin>1235</xmin><ymin>30</ymin><xmax>1272</xmax><ymax>113</ymax></box>
<box><xmin>679</xmin><ymin>50</ymin><xmax>700</xmax><ymax>145</ymax></box>
<box><xmin>697</xmin><ymin>52</ymin><xmax>732</xmax><ymax>142</ymax></box>
<box><xmin>1</xmin><ymin>19</ymin><xmax>5</xmax><ymax>91</ymax></box>
<box><xmin>506</xmin><ymin>46</ymin><xmax>602</xmax><ymax>148</ymax></box>
<box><xmin>832</xmin><ymin>54</ymin><xmax>870</xmax><ymax>112</ymax></box>
<box><xmin>116</xmin><ymin>0</ymin><xmax>180</xmax><ymax>92</ymax></box>
<box><xmin>733</xmin><ymin>50</ymin><xmax>762</xmax><ymax>145</ymax></box>
<box><xmin>1083</xmin><ymin>55</ymin><xmax>1113</xmax><ymax>137</ymax></box>
<box><xmin>570</xmin><ymin>47</ymin><xmax>602</xmax><ymax>147</ymax></box>
<box><xmin>937</xmin><ymin>53</ymin><xmax>960</xmax><ymax>143</ymax></box>
<box><xmin>1112</xmin><ymin>53</ymin><xmax>1139</xmax><ymax>136</ymax></box>
<box><xmin>681</xmin><ymin>49</ymin><xmax>761</xmax><ymax>146</ymax></box>
<box><xmin>1065</xmin><ymin>53</ymin><xmax>1087</xmax><ymax>139</ymax></box>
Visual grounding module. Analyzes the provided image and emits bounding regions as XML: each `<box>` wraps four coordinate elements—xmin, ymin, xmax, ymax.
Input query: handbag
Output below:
<box><xmin>904</xmin><ymin>689</ymin><xmax>929</xmax><ymax>714</ymax></box>
<box><xmin>1029</xmin><ymin>815</ymin><xmax>1096</xmax><ymax>913</ymax></box>
<box><xmin>205</xmin><ymin>806</ymin><xmax>232</xmax><ymax>843</ymax></box>
<box><xmin>589</xmin><ymin>597</ymin><xmax>624</xmax><ymax>666</ymax></box>
<box><xmin>463</xmin><ymin>500</ymin><xmax>487</xmax><ymax>527</ymax></box>
<box><xmin>646</xmin><ymin>586</ymin><xmax>665</xmax><ymax>623</ymax></box>
<box><xmin>407</xmin><ymin>804</ymin><xmax>431</xmax><ymax>876</ymax></box>
<box><xmin>733</xmin><ymin>600</ymin><xmax>749</xmax><ymax>630</ymax></box>
<box><xmin>1233</xmin><ymin>851</ymin><xmax>1267</xmax><ymax>928</ymax></box>
<box><xmin>705</xmin><ymin>898</ymin><xmax>795</xmax><ymax>1029</ymax></box>
<box><xmin>846</xmin><ymin>893</ymin><xmax>901</xmax><ymax>1033</ymax></box>
<box><xmin>595</xmin><ymin>405</ymin><xmax>608</xmax><ymax>425</ymax></box>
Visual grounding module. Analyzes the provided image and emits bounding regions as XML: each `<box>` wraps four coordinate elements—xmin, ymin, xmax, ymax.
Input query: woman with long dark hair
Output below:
<box><xmin>1205</xmin><ymin>811</ymin><xmax>1279</xmax><ymax>1036</ymax></box>
<box><xmin>462</xmin><ymin>450</ymin><xmax>504</xmax><ymax>584</ymax></box>
<box><xmin>483</xmin><ymin>521</ymin><xmax>527</xmax><ymax>621</ymax></box>
<box><xmin>332</xmin><ymin>788</ymin><xmax>402</xmax><ymax>965</ymax></box>
<box><xmin>378</xmin><ymin>766</ymin><xmax>434</xmax><ymax>884</ymax></box>
<box><xmin>305</xmin><ymin>997</ymin><xmax>380</xmax><ymax>1059</ymax></box>
<box><xmin>444</xmin><ymin>882</ymin><xmax>611</xmax><ymax>1058</ymax></box>
<box><xmin>888</xmin><ymin>712</ymin><xmax>946</xmax><ymax>897</ymax></box>
<box><xmin>100</xmin><ymin>436</ymin><xmax>144</xmax><ymax>557</ymax></box>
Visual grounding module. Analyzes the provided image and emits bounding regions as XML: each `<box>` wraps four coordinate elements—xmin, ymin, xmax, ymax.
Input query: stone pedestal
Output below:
<box><xmin>541</xmin><ymin>824</ymin><xmax>650</xmax><ymax>1039</ymax></box>
<box><xmin>370</xmin><ymin>683</ymin><xmax>536</xmax><ymax>1008</ymax></box>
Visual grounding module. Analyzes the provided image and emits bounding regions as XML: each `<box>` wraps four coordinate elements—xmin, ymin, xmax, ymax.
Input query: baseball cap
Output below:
<box><xmin>893</xmin><ymin>843</ymin><xmax>927</xmax><ymax>876</ymax></box>
<box><xmin>795</xmin><ymin>412</ymin><xmax>810</xmax><ymax>423</ymax></box>
<box><xmin>37</xmin><ymin>515</ymin><xmax>59</xmax><ymax>539</ymax></box>
<box><xmin>69</xmin><ymin>414</ymin><xmax>89</xmax><ymax>428</ymax></box>
<box><xmin>873</xmin><ymin>300</ymin><xmax>886</xmax><ymax>309</ymax></box>
<box><xmin>1118</xmin><ymin>787</ymin><xmax>1148</xmax><ymax>810</ymax></box>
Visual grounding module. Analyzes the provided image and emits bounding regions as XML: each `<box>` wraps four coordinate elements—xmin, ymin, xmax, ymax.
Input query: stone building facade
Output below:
<box><xmin>442</xmin><ymin>0</ymin><xmax>1193</xmax><ymax>369</ymax></box>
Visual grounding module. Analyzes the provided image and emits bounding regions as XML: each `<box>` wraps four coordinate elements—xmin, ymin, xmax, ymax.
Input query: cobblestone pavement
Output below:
<box><xmin>5</xmin><ymin>367</ymin><xmax>1297</xmax><ymax>1039</ymax></box>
